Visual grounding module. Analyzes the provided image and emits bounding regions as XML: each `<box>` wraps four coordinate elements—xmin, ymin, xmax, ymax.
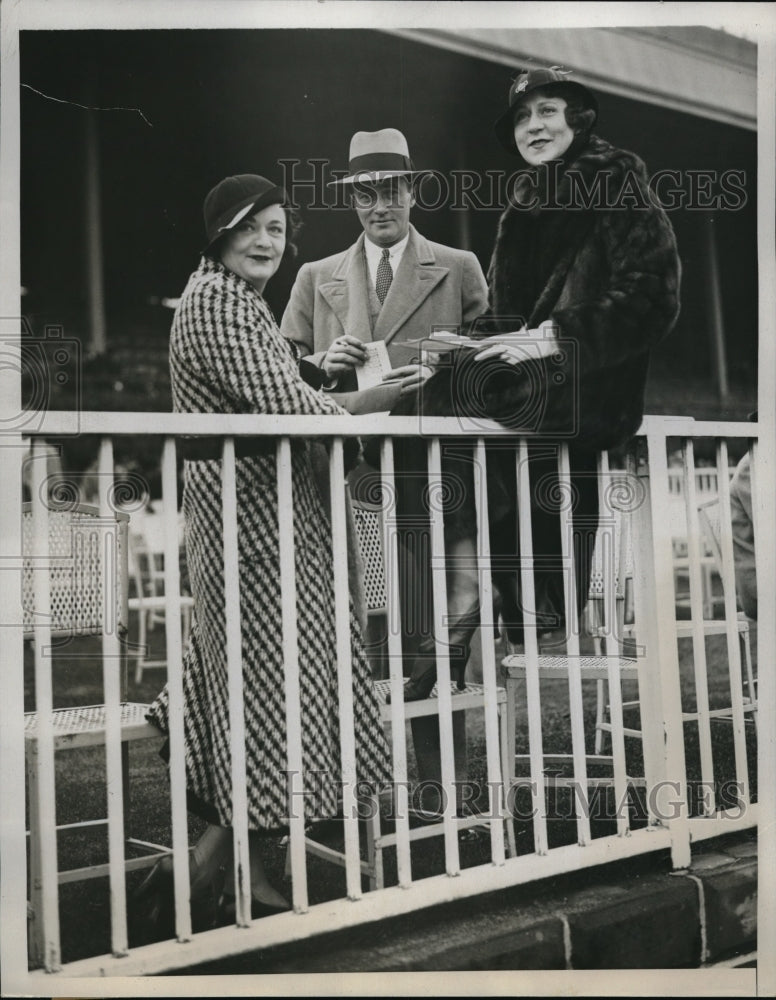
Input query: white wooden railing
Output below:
<box><xmin>12</xmin><ymin>411</ymin><xmax>760</xmax><ymax>983</ymax></box>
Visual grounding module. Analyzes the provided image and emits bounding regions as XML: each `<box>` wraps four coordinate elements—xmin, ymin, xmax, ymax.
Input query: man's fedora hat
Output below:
<box><xmin>331</xmin><ymin>128</ymin><xmax>426</xmax><ymax>185</ymax></box>
<box><xmin>203</xmin><ymin>173</ymin><xmax>288</xmax><ymax>251</ymax></box>
<box><xmin>494</xmin><ymin>66</ymin><xmax>598</xmax><ymax>155</ymax></box>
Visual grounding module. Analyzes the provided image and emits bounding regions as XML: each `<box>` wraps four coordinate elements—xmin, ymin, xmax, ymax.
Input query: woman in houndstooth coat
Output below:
<box><xmin>142</xmin><ymin>175</ymin><xmax>390</xmax><ymax>927</ymax></box>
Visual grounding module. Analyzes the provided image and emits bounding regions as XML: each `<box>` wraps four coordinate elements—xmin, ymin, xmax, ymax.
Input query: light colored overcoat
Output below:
<box><xmin>280</xmin><ymin>224</ymin><xmax>489</xmax><ymax>387</ymax></box>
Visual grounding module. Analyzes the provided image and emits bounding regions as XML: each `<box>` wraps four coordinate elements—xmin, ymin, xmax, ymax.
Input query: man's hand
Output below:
<box><xmin>382</xmin><ymin>362</ymin><xmax>435</xmax><ymax>397</ymax></box>
<box><xmin>322</xmin><ymin>335</ymin><xmax>368</xmax><ymax>380</ymax></box>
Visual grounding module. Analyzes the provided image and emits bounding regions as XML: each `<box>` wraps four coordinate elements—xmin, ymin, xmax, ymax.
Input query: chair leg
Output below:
<box><xmin>591</xmin><ymin>635</ymin><xmax>606</xmax><ymax>756</ymax></box>
<box><xmin>702</xmin><ymin>564</ymin><xmax>713</xmax><ymax>619</ymax></box>
<box><xmin>740</xmin><ymin>627</ymin><xmax>757</xmax><ymax>735</ymax></box>
<box><xmin>364</xmin><ymin>794</ymin><xmax>382</xmax><ymax>891</ymax></box>
<box><xmin>504</xmin><ymin>675</ymin><xmax>517</xmax><ymax>844</ymax></box>
<box><xmin>182</xmin><ymin>604</ymin><xmax>192</xmax><ymax>652</ymax></box>
<box><xmin>594</xmin><ymin>677</ymin><xmax>606</xmax><ymax>756</ymax></box>
<box><xmin>26</xmin><ymin>743</ymin><xmax>44</xmax><ymax>969</ymax></box>
<box><xmin>499</xmin><ymin>700</ymin><xmax>517</xmax><ymax>858</ymax></box>
<box><xmin>134</xmin><ymin>607</ymin><xmax>149</xmax><ymax>685</ymax></box>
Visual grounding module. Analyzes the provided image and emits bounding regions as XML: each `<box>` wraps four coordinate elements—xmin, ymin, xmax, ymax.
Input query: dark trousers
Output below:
<box><xmin>391</xmin><ymin>438</ymin><xmax>600</xmax><ymax>650</ymax></box>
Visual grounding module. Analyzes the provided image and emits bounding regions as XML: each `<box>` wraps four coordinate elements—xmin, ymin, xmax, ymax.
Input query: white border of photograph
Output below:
<box><xmin>1</xmin><ymin>2</ymin><xmax>774</xmax><ymax>997</ymax></box>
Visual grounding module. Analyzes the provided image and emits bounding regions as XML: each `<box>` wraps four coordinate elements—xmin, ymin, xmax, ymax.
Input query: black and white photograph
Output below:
<box><xmin>1</xmin><ymin>1</ymin><xmax>774</xmax><ymax>996</ymax></box>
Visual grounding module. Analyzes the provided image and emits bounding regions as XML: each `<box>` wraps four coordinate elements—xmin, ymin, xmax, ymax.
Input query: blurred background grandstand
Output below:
<box><xmin>20</xmin><ymin>25</ymin><xmax>757</xmax><ymax>435</ymax></box>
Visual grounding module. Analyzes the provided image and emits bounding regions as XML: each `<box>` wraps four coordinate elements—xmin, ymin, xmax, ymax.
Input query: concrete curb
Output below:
<box><xmin>183</xmin><ymin>831</ymin><xmax>757</xmax><ymax>974</ymax></box>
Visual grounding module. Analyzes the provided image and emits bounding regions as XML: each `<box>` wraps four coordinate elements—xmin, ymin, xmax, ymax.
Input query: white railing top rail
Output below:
<box><xmin>19</xmin><ymin>411</ymin><xmax>760</xmax><ymax>439</ymax></box>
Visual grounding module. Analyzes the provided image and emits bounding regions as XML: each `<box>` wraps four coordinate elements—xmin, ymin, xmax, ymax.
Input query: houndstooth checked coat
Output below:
<box><xmin>146</xmin><ymin>256</ymin><xmax>390</xmax><ymax>831</ymax></box>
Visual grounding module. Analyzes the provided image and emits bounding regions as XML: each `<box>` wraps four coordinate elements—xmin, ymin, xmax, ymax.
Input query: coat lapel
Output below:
<box><xmin>318</xmin><ymin>234</ymin><xmax>374</xmax><ymax>343</ymax></box>
<box><xmin>373</xmin><ymin>226</ymin><xmax>449</xmax><ymax>345</ymax></box>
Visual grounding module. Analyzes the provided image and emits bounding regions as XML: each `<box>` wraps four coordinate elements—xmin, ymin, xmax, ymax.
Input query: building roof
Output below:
<box><xmin>390</xmin><ymin>26</ymin><xmax>757</xmax><ymax>130</ymax></box>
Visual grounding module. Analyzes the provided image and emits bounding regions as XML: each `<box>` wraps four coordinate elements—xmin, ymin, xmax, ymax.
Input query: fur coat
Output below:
<box><xmin>386</xmin><ymin>135</ymin><xmax>681</xmax><ymax>638</ymax></box>
<box><xmin>394</xmin><ymin>134</ymin><xmax>681</xmax><ymax>453</ymax></box>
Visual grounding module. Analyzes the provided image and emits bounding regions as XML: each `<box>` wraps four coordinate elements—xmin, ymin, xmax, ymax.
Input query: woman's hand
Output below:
<box><xmin>473</xmin><ymin>321</ymin><xmax>560</xmax><ymax>366</ymax></box>
<box><xmin>472</xmin><ymin>343</ymin><xmax>528</xmax><ymax>366</ymax></box>
<box><xmin>322</xmin><ymin>335</ymin><xmax>368</xmax><ymax>379</ymax></box>
<box><xmin>382</xmin><ymin>362</ymin><xmax>435</xmax><ymax>397</ymax></box>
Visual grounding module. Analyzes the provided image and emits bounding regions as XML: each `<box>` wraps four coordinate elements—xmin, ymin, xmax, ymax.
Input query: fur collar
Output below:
<box><xmin>507</xmin><ymin>134</ymin><xmax>651</xmax><ymax>213</ymax></box>
<box><xmin>489</xmin><ymin>135</ymin><xmax>650</xmax><ymax>328</ymax></box>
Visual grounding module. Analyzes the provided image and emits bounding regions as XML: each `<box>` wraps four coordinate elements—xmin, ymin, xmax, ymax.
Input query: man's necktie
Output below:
<box><xmin>375</xmin><ymin>248</ymin><xmax>393</xmax><ymax>304</ymax></box>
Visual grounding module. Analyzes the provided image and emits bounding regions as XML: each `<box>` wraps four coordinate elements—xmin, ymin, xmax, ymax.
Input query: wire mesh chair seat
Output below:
<box><xmin>24</xmin><ymin>701</ymin><xmax>157</xmax><ymax>748</ymax></box>
<box><xmin>23</xmin><ymin>502</ymin><xmax>167</xmax><ymax>967</ymax></box>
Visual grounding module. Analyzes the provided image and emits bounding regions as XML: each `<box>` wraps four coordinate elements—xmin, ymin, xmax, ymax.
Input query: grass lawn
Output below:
<box><xmin>23</xmin><ymin>607</ymin><xmax>758</xmax><ymax>967</ymax></box>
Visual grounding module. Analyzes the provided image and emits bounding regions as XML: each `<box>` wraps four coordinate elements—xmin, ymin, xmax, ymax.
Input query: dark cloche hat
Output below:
<box><xmin>203</xmin><ymin>174</ymin><xmax>288</xmax><ymax>251</ymax></box>
<box><xmin>494</xmin><ymin>65</ymin><xmax>598</xmax><ymax>155</ymax></box>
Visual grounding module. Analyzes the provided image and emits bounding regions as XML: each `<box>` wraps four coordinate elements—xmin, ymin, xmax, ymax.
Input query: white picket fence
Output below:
<box><xmin>11</xmin><ymin>410</ymin><xmax>760</xmax><ymax>984</ymax></box>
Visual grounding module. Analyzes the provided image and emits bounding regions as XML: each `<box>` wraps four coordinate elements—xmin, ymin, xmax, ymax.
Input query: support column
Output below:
<box><xmin>704</xmin><ymin>213</ymin><xmax>729</xmax><ymax>404</ymax></box>
<box><xmin>84</xmin><ymin>108</ymin><xmax>106</xmax><ymax>356</ymax></box>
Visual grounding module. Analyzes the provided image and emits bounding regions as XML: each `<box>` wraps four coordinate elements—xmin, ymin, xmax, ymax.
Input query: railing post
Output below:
<box><xmin>328</xmin><ymin>437</ymin><xmax>361</xmax><ymax>900</ymax></box>
<box><xmin>516</xmin><ymin>439</ymin><xmax>548</xmax><ymax>855</ymax></box>
<box><xmin>714</xmin><ymin>439</ymin><xmax>750</xmax><ymax>804</ymax></box>
<box><xmin>473</xmin><ymin>439</ymin><xmax>507</xmax><ymax>863</ymax></box>
<box><xmin>380</xmin><ymin>437</ymin><xmax>412</xmax><ymax>888</ymax></box>
<box><xmin>597</xmin><ymin>452</ymin><xmax>630</xmax><ymax>838</ymax></box>
<box><xmin>427</xmin><ymin>436</ymin><xmax>460</xmax><ymax>876</ymax></box>
<box><xmin>681</xmin><ymin>439</ymin><xmax>716</xmax><ymax>814</ymax></box>
<box><xmin>29</xmin><ymin>441</ymin><xmax>61</xmax><ymax>970</ymax></box>
<box><xmin>222</xmin><ymin>437</ymin><xmax>252</xmax><ymax>925</ymax></box>
<box><xmin>161</xmin><ymin>437</ymin><xmax>192</xmax><ymax>939</ymax></box>
<box><xmin>0</xmin><ymin>5</ymin><xmax>29</xmax><ymax>983</ymax></box>
<box><xmin>638</xmin><ymin>435</ymin><xmax>690</xmax><ymax>868</ymax></box>
<box><xmin>98</xmin><ymin>437</ymin><xmax>129</xmax><ymax>955</ymax></box>
<box><xmin>557</xmin><ymin>443</ymin><xmax>591</xmax><ymax>846</ymax></box>
<box><xmin>277</xmin><ymin>437</ymin><xmax>308</xmax><ymax>912</ymax></box>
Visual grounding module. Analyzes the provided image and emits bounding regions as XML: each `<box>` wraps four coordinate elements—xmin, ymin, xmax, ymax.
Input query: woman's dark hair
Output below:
<box><xmin>283</xmin><ymin>203</ymin><xmax>303</xmax><ymax>259</ymax></box>
<box><xmin>514</xmin><ymin>84</ymin><xmax>597</xmax><ymax>136</ymax></box>
<box><xmin>206</xmin><ymin>202</ymin><xmax>303</xmax><ymax>261</ymax></box>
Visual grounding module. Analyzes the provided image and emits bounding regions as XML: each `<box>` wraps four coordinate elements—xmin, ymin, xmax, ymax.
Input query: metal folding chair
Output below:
<box><xmin>697</xmin><ymin>497</ymin><xmax>758</xmax><ymax>731</ymax></box>
<box><xmin>127</xmin><ymin>506</ymin><xmax>194</xmax><ymax>684</ymax></box>
<box><xmin>590</xmin><ymin>497</ymin><xmax>757</xmax><ymax>753</ymax></box>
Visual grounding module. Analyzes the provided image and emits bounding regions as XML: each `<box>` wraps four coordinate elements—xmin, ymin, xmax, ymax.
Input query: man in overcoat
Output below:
<box><xmin>280</xmin><ymin>128</ymin><xmax>489</xmax><ymax>809</ymax></box>
<box><xmin>280</xmin><ymin>128</ymin><xmax>488</xmax><ymax>402</ymax></box>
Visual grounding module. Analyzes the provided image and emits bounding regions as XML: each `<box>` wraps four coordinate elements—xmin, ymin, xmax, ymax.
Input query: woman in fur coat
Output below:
<box><xmin>391</xmin><ymin>66</ymin><xmax>681</xmax><ymax>693</ymax></box>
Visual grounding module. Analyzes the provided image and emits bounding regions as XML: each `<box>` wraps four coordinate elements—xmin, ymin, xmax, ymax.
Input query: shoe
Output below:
<box><xmin>216</xmin><ymin>892</ymin><xmax>292</xmax><ymax>925</ymax></box>
<box><xmin>132</xmin><ymin>856</ymin><xmax>222</xmax><ymax>938</ymax></box>
<box><xmin>132</xmin><ymin>856</ymin><xmax>175</xmax><ymax>940</ymax></box>
<box><xmin>387</xmin><ymin>606</ymin><xmax>480</xmax><ymax>704</ymax></box>
<box><xmin>133</xmin><ymin>855</ymin><xmax>173</xmax><ymax>903</ymax></box>
<box><xmin>395</xmin><ymin>661</ymin><xmax>439</xmax><ymax>703</ymax></box>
